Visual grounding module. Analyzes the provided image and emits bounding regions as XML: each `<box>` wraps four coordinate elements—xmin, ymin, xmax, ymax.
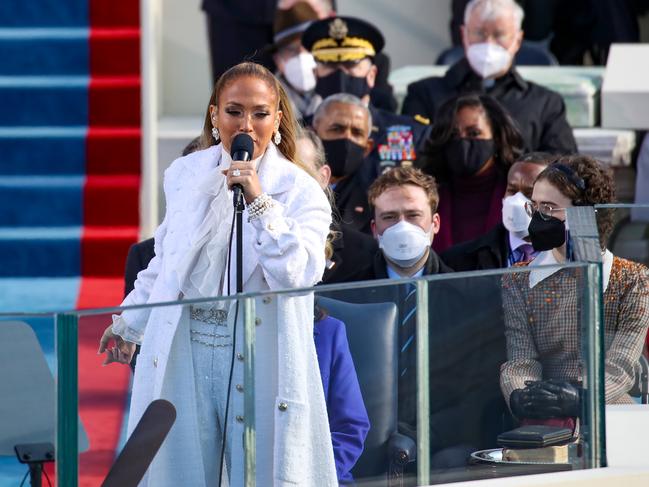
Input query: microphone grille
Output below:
<box><xmin>231</xmin><ymin>133</ymin><xmax>254</xmax><ymax>158</ymax></box>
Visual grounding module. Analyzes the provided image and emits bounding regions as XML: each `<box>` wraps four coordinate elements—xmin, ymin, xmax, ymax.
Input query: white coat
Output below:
<box><xmin>113</xmin><ymin>143</ymin><xmax>338</xmax><ymax>486</ymax></box>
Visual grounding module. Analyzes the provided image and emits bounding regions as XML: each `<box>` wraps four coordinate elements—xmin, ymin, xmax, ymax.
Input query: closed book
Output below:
<box><xmin>497</xmin><ymin>425</ymin><xmax>573</xmax><ymax>448</ymax></box>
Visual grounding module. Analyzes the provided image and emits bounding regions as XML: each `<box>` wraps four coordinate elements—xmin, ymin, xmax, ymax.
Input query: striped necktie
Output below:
<box><xmin>399</xmin><ymin>284</ymin><xmax>417</xmax><ymax>378</ymax></box>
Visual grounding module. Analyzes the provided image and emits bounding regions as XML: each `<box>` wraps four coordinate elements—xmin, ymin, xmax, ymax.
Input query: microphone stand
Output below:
<box><xmin>234</xmin><ymin>189</ymin><xmax>244</xmax><ymax>294</ymax></box>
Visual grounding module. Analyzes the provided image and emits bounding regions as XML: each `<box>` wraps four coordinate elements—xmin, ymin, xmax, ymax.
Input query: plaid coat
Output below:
<box><xmin>500</xmin><ymin>256</ymin><xmax>649</xmax><ymax>405</ymax></box>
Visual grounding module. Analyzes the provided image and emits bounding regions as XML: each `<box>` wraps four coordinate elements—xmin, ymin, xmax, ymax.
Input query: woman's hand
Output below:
<box><xmin>98</xmin><ymin>324</ymin><xmax>137</xmax><ymax>365</ymax></box>
<box><xmin>222</xmin><ymin>161</ymin><xmax>262</xmax><ymax>204</ymax></box>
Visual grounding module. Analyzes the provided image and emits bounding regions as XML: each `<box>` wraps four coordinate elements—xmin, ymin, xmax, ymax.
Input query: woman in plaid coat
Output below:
<box><xmin>501</xmin><ymin>155</ymin><xmax>649</xmax><ymax>421</ymax></box>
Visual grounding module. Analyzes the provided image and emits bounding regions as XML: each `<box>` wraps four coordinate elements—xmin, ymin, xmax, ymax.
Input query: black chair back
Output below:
<box><xmin>317</xmin><ymin>297</ymin><xmax>399</xmax><ymax>479</ymax></box>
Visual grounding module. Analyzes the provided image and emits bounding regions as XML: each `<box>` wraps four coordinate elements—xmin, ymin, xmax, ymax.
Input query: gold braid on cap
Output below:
<box><xmin>312</xmin><ymin>37</ymin><xmax>376</xmax><ymax>63</ymax></box>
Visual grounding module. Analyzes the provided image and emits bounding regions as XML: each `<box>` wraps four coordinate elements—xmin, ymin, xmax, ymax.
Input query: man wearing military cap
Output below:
<box><xmin>303</xmin><ymin>16</ymin><xmax>430</xmax><ymax>190</ymax></box>
<box><xmin>265</xmin><ymin>2</ymin><xmax>322</xmax><ymax>120</ymax></box>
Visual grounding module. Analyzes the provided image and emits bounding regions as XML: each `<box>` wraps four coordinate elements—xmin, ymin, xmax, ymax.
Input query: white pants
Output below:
<box><xmin>190</xmin><ymin>317</ymin><xmax>244</xmax><ymax>487</ymax></box>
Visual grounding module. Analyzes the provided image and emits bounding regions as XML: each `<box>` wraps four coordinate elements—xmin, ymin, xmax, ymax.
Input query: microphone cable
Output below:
<box><xmin>218</xmin><ymin>204</ymin><xmax>240</xmax><ymax>486</ymax></box>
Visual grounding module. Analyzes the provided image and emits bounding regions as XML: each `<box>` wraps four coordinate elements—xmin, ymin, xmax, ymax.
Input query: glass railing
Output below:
<box><xmin>38</xmin><ymin>263</ymin><xmax>602</xmax><ymax>486</ymax></box>
<box><xmin>0</xmin><ymin>312</ymin><xmax>59</xmax><ymax>487</ymax></box>
<box><xmin>4</xmin><ymin>204</ymin><xmax>649</xmax><ymax>486</ymax></box>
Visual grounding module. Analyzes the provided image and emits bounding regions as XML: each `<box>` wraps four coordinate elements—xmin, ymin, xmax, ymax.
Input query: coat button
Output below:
<box><xmin>235</xmin><ymin>415</ymin><xmax>244</xmax><ymax>423</ymax></box>
<box><xmin>153</xmin><ymin>357</ymin><xmax>158</xmax><ymax>368</ymax></box>
<box><xmin>236</xmin><ymin>352</ymin><xmax>244</xmax><ymax>361</ymax></box>
<box><xmin>262</xmin><ymin>296</ymin><xmax>271</xmax><ymax>304</ymax></box>
<box><xmin>255</xmin><ymin>317</ymin><xmax>262</xmax><ymax>326</ymax></box>
<box><xmin>278</xmin><ymin>402</ymin><xmax>288</xmax><ymax>412</ymax></box>
<box><xmin>236</xmin><ymin>384</ymin><xmax>243</xmax><ymax>392</ymax></box>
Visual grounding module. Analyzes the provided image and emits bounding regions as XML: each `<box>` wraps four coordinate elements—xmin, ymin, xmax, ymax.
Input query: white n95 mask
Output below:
<box><xmin>502</xmin><ymin>191</ymin><xmax>531</xmax><ymax>238</ymax></box>
<box><xmin>284</xmin><ymin>52</ymin><xmax>317</xmax><ymax>93</ymax></box>
<box><xmin>466</xmin><ymin>42</ymin><xmax>512</xmax><ymax>79</ymax></box>
<box><xmin>378</xmin><ymin>220</ymin><xmax>432</xmax><ymax>268</ymax></box>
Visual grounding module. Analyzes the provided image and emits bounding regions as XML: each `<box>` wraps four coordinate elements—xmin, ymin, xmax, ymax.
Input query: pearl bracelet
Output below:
<box><xmin>247</xmin><ymin>192</ymin><xmax>274</xmax><ymax>221</ymax></box>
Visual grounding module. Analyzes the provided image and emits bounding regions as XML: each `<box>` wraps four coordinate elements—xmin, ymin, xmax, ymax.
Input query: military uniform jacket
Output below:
<box><xmin>401</xmin><ymin>58</ymin><xmax>577</xmax><ymax>154</ymax></box>
<box><xmin>356</xmin><ymin>105</ymin><xmax>431</xmax><ymax>189</ymax></box>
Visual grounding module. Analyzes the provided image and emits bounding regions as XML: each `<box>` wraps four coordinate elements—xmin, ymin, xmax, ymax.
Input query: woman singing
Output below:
<box><xmin>98</xmin><ymin>62</ymin><xmax>338</xmax><ymax>486</ymax></box>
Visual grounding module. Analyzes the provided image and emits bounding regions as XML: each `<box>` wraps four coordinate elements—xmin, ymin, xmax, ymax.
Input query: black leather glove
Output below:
<box><xmin>509</xmin><ymin>385</ymin><xmax>555</xmax><ymax>419</ymax></box>
<box><xmin>523</xmin><ymin>380</ymin><xmax>581</xmax><ymax>418</ymax></box>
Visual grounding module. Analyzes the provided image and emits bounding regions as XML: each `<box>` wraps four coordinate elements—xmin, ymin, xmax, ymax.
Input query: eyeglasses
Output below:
<box><xmin>524</xmin><ymin>201</ymin><xmax>567</xmax><ymax>221</ymax></box>
<box><xmin>468</xmin><ymin>29</ymin><xmax>515</xmax><ymax>45</ymax></box>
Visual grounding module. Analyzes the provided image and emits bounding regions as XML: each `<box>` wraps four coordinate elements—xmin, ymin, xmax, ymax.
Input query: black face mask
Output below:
<box><xmin>315</xmin><ymin>70</ymin><xmax>371</xmax><ymax>99</ymax></box>
<box><xmin>444</xmin><ymin>138</ymin><xmax>495</xmax><ymax>177</ymax></box>
<box><xmin>528</xmin><ymin>211</ymin><xmax>566</xmax><ymax>251</ymax></box>
<box><xmin>322</xmin><ymin>138</ymin><xmax>366</xmax><ymax>178</ymax></box>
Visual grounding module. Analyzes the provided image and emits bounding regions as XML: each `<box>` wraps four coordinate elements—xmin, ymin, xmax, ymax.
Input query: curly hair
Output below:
<box><xmin>536</xmin><ymin>155</ymin><xmax>616</xmax><ymax>249</ymax></box>
<box><xmin>368</xmin><ymin>166</ymin><xmax>439</xmax><ymax>215</ymax></box>
<box><xmin>417</xmin><ymin>94</ymin><xmax>524</xmax><ymax>182</ymax></box>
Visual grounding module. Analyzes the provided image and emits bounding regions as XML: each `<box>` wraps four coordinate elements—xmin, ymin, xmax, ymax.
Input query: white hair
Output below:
<box><xmin>464</xmin><ymin>0</ymin><xmax>524</xmax><ymax>31</ymax></box>
<box><xmin>313</xmin><ymin>93</ymin><xmax>373</xmax><ymax>138</ymax></box>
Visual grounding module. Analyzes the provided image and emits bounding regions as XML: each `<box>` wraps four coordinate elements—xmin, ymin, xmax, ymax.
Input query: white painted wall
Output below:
<box><xmin>337</xmin><ymin>0</ymin><xmax>451</xmax><ymax>68</ymax></box>
<box><xmin>160</xmin><ymin>0</ymin><xmax>211</xmax><ymax>117</ymax></box>
<box><xmin>156</xmin><ymin>0</ymin><xmax>452</xmax><ymax>119</ymax></box>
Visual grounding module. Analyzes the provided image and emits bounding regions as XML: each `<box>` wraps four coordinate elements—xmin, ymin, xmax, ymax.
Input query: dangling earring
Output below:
<box><xmin>273</xmin><ymin>131</ymin><xmax>282</xmax><ymax>145</ymax></box>
<box><xmin>212</xmin><ymin>127</ymin><xmax>220</xmax><ymax>142</ymax></box>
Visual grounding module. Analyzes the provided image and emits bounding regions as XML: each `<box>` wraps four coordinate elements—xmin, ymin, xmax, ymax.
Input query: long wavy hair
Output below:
<box><xmin>417</xmin><ymin>94</ymin><xmax>524</xmax><ymax>182</ymax></box>
<box><xmin>200</xmin><ymin>62</ymin><xmax>318</xmax><ymax>181</ymax></box>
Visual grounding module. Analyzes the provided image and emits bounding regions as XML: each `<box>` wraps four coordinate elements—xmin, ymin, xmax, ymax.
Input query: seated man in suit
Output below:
<box><xmin>354</xmin><ymin>168</ymin><xmax>453</xmax><ymax>450</ymax></box>
<box><xmin>312</xmin><ymin>93</ymin><xmax>375</xmax><ymax>233</ymax></box>
<box><xmin>296</xmin><ymin>127</ymin><xmax>378</xmax><ymax>283</ymax></box>
<box><xmin>441</xmin><ymin>152</ymin><xmax>553</xmax><ymax>271</ymax></box>
<box><xmin>303</xmin><ymin>15</ymin><xmax>429</xmax><ymax>183</ymax></box>
<box><xmin>402</xmin><ymin>0</ymin><xmax>576</xmax><ymax>154</ymax></box>
<box><xmin>349</xmin><ymin>167</ymin><xmax>506</xmax><ymax>468</ymax></box>
<box><xmin>361</xmin><ymin>166</ymin><xmax>450</xmax><ymax>281</ymax></box>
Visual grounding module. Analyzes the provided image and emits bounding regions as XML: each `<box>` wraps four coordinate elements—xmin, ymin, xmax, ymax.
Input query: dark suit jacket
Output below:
<box><xmin>332</xmin><ymin>174</ymin><xmax>372</xmax><ymax>235</ymax></box>
<box><xmin>441</xmin><ymin>223</ymin><xmax>511</xmax><ymax>272</ymax></box>
<box><xmin>322</xmin><ymin>226</ymin><xmax>378</xmax><ymax>285</ymax></box>
<box><xmin>322</xmin><ymin>249</ymin><xmax>507</xmax><ymax>456</ymax></box>
<box><xmin>201</xmin><ymin>0</ymin><xmax>277</xmax><ymax>24</ymax></box>
<box><xmin>401</xmin><ymin>58</ymin><xmax>577</xmax><ymax>154</ymax></box>
<box><xmin>123</xmin><ymin>238</ymin><xmax>155</xmax><ymax>371</ymax></box>
<box><xmin>124</xmin><ymin>237</ymin><xmax>155</xmax><ymax>296</ymax></box>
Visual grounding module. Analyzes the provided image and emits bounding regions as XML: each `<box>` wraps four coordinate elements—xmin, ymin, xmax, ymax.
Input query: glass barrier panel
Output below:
<box><xmin>59</xmin><ymin>293</ymin><xmax>250</xmax><ymax>487</ymax></box>
<box><xmin>0</xmin><ymin>313</ymin><xmax>58</xmax><ymax>487</ymax></box>
<box><xmin>311</xmin><ymin>263</ymin><xmax>605</xmax><ymax>486</ymax></box>
<box><xmin>52</xmin><ymin>257</ymin><xmax>620</xmax><ymax>486</ymax></box>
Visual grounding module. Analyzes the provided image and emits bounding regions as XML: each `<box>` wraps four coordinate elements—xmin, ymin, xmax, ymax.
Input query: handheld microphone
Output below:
<box><xmin>230</xmin><ymin>133</ymin><xmax>254</xmax><ymax>207</ymax></box>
